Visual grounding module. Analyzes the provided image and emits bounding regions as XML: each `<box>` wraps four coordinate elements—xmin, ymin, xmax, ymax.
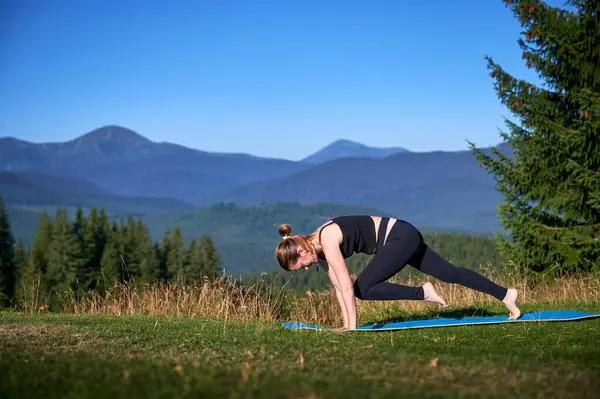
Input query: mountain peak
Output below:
<box><xmin>328</xmin><ymin>139</ymin><xmax>369</xmax><ymax>148</ymax></box>
<box><xmin>70</xmin><ymin>125</ymin><xmax>152</xmax><ymax>146</ymax></box>
<box><xmin>302</xmin><ymin>138</ymin><xmax>409</xmax><ymax>164</ymax></box>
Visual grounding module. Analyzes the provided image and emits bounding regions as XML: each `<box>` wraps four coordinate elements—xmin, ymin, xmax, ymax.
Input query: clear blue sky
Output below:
<box><xmin>1</xmin><ymin>0</ymin><xmax>556</xmax><ymax>160</ymax></box>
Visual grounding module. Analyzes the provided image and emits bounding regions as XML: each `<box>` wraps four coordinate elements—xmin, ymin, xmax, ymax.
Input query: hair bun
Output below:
<box><xmin>278</xmin><ymin>223</ymin><xmax>292</xmax><ymax>238</ymax></box>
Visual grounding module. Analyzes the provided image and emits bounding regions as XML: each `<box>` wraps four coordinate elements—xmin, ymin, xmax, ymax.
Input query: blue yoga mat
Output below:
<box><xmin>282</xmin><ymin>310</ymin><xmax>600</xmax><ymax>332</ymax></box>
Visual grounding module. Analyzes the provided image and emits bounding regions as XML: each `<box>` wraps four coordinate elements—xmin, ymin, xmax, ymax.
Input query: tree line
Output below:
<box><xmin>0</xmin><ymin>197</ymin><xmax>221</xmax><ymax>309</ymax></box>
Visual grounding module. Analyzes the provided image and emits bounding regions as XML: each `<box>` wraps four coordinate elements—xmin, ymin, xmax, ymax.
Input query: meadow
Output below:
<box><xmin>2</xmin><ymin>269</ymin><xmax>599</xmax><ymax>399</ymax></box>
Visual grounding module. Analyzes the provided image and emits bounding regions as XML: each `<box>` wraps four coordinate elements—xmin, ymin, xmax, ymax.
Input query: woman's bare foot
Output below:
<box><xmin>422</xmin><ymin>282</ymin><xmax>448</xmax><ymax>308</ymax></box>
<box><xmin>502</xmin><ymin>288</ymin><xmax>521</xmax><ymax>320</ymax></box>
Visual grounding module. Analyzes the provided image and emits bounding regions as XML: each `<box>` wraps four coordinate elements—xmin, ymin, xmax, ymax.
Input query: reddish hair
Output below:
<box><xmin>274</xmin><ymin>223</ymin><xmax>315</xmax><ymax>270</ymax></box>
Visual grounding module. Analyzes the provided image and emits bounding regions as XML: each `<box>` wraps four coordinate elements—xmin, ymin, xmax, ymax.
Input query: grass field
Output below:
<box><xmin>2</xmin><ymin>300</ymin><xmax>600</xmax><ymax>399</ymax></box>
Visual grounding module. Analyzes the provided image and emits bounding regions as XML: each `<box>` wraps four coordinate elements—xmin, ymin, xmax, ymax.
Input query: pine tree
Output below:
<box><xmin>199</xmin><ymin>235</ymin><xmax>221</xmax><ymax>279</ymax></box>
<box><xmin>469</xmin><ymin>0</ymin><xmax>600</xmax><ymax>276</ymax></box>
<box><xmin>185</xmin><ymin>238</ymin><xmax>204</xmax><ymax>285</ymax></box>
<box><xmin>85</xmin><ymin>207</ymin><xmax>108</xmax><ymax>290</ymax></box>
<box><xmin>21</xmin><ymin>211</ymin><xmax>53</xmax><ymax>301</ymax></box>
<box><xmin>0</xmin><ymin>197</ymin><xmax>17</xmax><ymax>307</ymax></box>
<box><xmin>99</xmin><ymin>221</ymin><xmax>123</xmax><ymax>291</ymax></box>
<box><xmin>158</xmin><ymin>229</ymin><xmax>171</xmax><ymax>283</ymax></box>
<box><xmin>119</xmin><ymin>217</ymin><xmax>138</xmax><ymax>283</ymax></box>
<box><xmin>99</xmin><ymin>209</ymin><xmax>110</xmax><ymax>232</ymax></box>
<box><xmin>133</xmin><ymin>219</ymin><xmax>158</xmax><ymax>284</ymax></box>
<box><xmin>151</xmin><ymin>242</ymin><xmax>168</xmax><ymax>283</ymax></box>
<box><xmin>13</xmin><ymin>238</ymin><xmax>27</xmax><ymax>302</ymax></box>
<box><xmin>71</xmin><ymin>207</ymin><xmax>88</xmax><ymax>293</ymax></box>
<box><xmin>120</xmin><ymin>217</ymin><xmax>155</xmax><ymax>285</ymax></box>
<box><xmin>46</xmin><ymin>207</ymin><xmax>78</xmax><ymax>298</ymax></box>
<box><xmin>166</xmin><ymin>226</ymin><xmax>186</xmax><ymax>283</ymax></box>
<box><xmin>79</xmin><ymin>208</ymin><xmax>98</xmax><ymax>290</ymax></box>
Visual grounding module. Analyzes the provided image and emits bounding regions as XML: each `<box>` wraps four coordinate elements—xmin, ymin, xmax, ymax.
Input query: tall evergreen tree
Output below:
<box><xmin>158</xmin><ymin>228</ymin><xmax>172</xmax><ymax>283</ymax></box>
<box><xmin>469</xmin><ymin>0</ymin><xmax>600</xmax><ymax>276</ymax></box>
<box><xmin>0</xmin><ymin>197</ymin><xmax>17</xmax><ymax>307</ymax></box>
<box><xmin>118</xmin><ymin>217</ymin><xmax>137</xmax><ymax>283</ymax></box>
<box><xmin>99</xmin><ymin>221</ymin><xmax>122</xmax><ymax>291</ymax></box>
<box><xmin>71</xmin><ymin>207</ymin><xmax>89</xmax><ymax>293</ymax></box>
<box><xmin>98</xmin><ymin>209</ymin><xmax>110</xmax><ymax>232</ymax></box>
<box><xmin>119</xmin><ymin>217</ymin><xmax>154</xmax><ymax>284</ymax></box>
<box><xmin>151</xmin><ymin>242</ymin><xmax>168</xmax><ymax>283</ymax></box>
<box><xmin>21</xmin><ymin>211</ymin><xmax>53</xmax><ymax>300</ymax></box>
<box><xmin>46</xmin><ymin>207</ymin><xmax>78</xmax><ymax>297</ymax></box>
<box><xmin>166</xmin><ymin>226</ymin><xmax>186</xmax><ymax>283</ymax></box>
<box><xmin>85</xmin><ymin>207</ymin><xmax>108</xmax><ymax>290</ymax></box>
<box><xmin>199</xmin><ymin>235</ymin><xmax>221</xmax><ymax>279</ymax></box>
<box><xmin>134</xmin><ymin>219</ymin><xmax>159</xmax><ymax>284</ymax></box>
<box><xmin>184</xmin><ymin>238</ymin><xmax>204</xmax><ymax>285</ymax></box>
<box><xmin>13</xmin><ymin>238</ymin><xmax>27</xmax><ymax>303</ymax></box>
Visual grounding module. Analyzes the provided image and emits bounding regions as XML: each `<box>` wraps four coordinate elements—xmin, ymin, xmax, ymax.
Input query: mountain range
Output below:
<box><xmin>1</xmin><ymin>125</ymin><xmax>509</xmax><ymax>273</ymax></box>
<box><xmin>0</xmin><ymin>126</ymin><xmax>308</xmax><ymax>206</ymax></box>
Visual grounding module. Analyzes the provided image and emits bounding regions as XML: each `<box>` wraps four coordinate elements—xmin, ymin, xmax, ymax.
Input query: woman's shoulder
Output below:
<box><xmin>316</xmin><ymin>219</ymin><xmax>343</xmax><ymax>243</ymax></box>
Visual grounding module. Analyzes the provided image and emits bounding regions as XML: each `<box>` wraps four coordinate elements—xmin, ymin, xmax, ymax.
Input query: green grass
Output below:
<box><xmin>2</xmin><ymin>303</ymin><xmax>600</xmax><ymax>399</ymax></box>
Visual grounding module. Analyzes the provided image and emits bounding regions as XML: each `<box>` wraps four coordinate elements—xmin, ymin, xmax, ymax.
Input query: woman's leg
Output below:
<box><xmin>409</xmin><ymin>240</ymin><xmax>521</xmax><ymax>319</ymax></box>
<box><xmin>410</xmin><ymin>245</ymin><xmax>508</xmax><ymax>300</ymax></box>
<box><xmin>353</xmin><ymin>221</ymin><xmax>446</xmax><ymax>306</ymax></box>
<box><xmin>353</xmin><ymin>242</ymin><xmax>423</xmax><ymax>301</ymax></box>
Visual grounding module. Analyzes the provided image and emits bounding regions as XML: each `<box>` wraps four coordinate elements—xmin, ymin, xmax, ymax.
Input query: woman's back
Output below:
<box><xmin>323</xmin><ymin>215</ymin><xmax>378</xmax><ymax>258</ymax></box>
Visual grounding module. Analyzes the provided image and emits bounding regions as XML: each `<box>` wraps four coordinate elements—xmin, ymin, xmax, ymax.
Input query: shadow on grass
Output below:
<box><xmin>363</xmin><ymin>306</ymin><xmax>506</xmax><ymax>326</ymax></box>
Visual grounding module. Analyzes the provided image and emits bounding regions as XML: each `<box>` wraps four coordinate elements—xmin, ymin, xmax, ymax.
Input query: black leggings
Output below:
<box><xmin>353</xmin><ymin>220</ymin><xmax>508</xmax><ymax>301</ymax></box>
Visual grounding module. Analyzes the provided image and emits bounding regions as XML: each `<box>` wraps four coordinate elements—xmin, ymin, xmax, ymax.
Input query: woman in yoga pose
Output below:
<box><xmin>274</xmin><ymin>215</ymin><xmax>520</xmax><ymax>330</ymax></box>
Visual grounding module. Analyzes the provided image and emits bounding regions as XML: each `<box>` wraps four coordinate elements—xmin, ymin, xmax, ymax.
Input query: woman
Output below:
<box><xmin>274</xmin><ymin>215</ymin><xmax>520</xmax><ymax>331</ymax></box>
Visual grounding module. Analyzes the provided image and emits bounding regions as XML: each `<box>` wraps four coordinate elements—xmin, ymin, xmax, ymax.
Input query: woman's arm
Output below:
<box><xmin>320</xmin><ymin>231</ymin><xmax>357</xmax><ymax>329</ymax></box>
<box><xmin>326</xmin><ymin>266</ymin><xmax>349</xmax><ymax>328</ymax></box>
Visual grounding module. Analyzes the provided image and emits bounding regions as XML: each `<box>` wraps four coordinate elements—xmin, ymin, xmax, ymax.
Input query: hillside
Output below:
<box><xmin>301</xmin><ymin>139</ymin><xmax>410</xmax><ymax>164</ymax></box>
<box><xmin>211</xmin><ymin>145</ymin><xmax>511</xmax><ymax>233</ymax></box>
<box><xmin>0</xmin><ymin>171</ymin><xmax>194</xmax><ymax>215</ymax></box>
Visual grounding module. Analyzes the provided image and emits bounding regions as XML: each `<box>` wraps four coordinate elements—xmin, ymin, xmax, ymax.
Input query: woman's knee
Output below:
<box><xmin>353</xmin><ymin>278</ymin><xmax>369</xmax><ymax>300</ymax></box>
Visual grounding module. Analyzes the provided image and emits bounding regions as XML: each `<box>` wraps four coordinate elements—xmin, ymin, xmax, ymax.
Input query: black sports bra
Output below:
<box><xmin>316</xmin><ymin>215</ymin><xmax>390</xmax><ymax>267</ymax></box>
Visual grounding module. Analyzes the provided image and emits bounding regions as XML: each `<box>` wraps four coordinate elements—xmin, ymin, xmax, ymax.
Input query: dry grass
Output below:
<box><xmin>16</xmin><ymin>275</ymin><xmax>290</xmax><ymax>321</ymax></box>
<box><xmin>14</xmin><ymin>266</ymin><xmax>600</xmax><ymax>327</ymax></box>
<box><xmin>290</xmin><ymin>267</ymin><xmax>600</xmax><ymax>325</ymax></box>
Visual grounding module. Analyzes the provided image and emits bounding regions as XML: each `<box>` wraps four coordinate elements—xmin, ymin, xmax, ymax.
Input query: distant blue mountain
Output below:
<box><xmin>302</xmin><ymin>139</ymin><xmax>410</xmax><ymax>164</ymax></box>
<box><xmin>0</xmin><ymin>125</ymin><xmax>510</xmax><ymax>234</ymax></box>
<box><xmin>214</xmin><ymin>145</ymin><xmax>511</xmax><ymax>233</ymax></box>
<box><xmin>0</xmin><ymin>125</ymin><xmax>168</xmax><ymax>170</ymax></box>
<box><xmin>0</xmin><ymin>171</ymin><xmax>194</xmax><ymax>215</ymax></box>
<box><xmin>0</xmin><ymin>125</ymin><xmax>311</xmax><ymax>205</ymax></box>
